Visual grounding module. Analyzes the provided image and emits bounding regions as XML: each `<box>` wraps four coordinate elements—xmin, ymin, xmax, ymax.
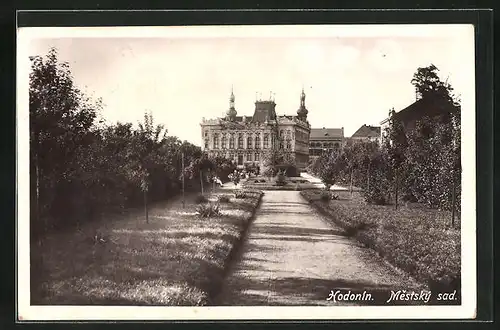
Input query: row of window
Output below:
<box><xmin>211</xmin><ymin>152</ymin><xmax>261</xmax><ymax>164</ymax></box>
<box><xmin>309</xmin><ymin>147</ymin><xmax>339</xmax><ymax>156</ymax></box>
<box><xmin>310</xmin><ymin>142</ymin><xmax>340</xmax><ymax>148</ymax></box>
<box><xmin>205</xmin><ymin>134</ymin><xmax>273</xmax><ymax>150</ymax></box>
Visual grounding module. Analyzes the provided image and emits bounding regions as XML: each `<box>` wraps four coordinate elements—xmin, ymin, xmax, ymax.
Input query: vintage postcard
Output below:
<box><xmin>17</xmin><ymin>23</ymin><xmax>476</xmax><ymax>320</ymax></box>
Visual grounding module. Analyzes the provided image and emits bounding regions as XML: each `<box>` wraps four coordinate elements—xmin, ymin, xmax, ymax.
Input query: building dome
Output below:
<box><xmin>226</xmin><ymin>107</ymin><xmax>237</xmax><ymax>119</ymax></box>
<box><xmin>297</xmin><ymin>88</ymin><xmax>308</xmax><ymax>119</ymax></box>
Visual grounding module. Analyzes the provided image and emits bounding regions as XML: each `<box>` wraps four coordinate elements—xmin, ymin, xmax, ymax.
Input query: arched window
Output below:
<box><xmin>286</xmin><ymin>141</ymin><xmax>291</xmax><ymax>149</ymax></box>
<box><xmin>247</xmin><ymin>153</ymin><xmax>252</xmax><ymax>161</ymax></box>
<box><xmin>213</xmin><ymin>133</ymin><xmax>219</xmax><ymax>149</ymax></box>
<box><xmin>238</xmin><ymin>134</ymin><xmax>243</xmax><ymax>149</ymax></box>
<box><xmin>229</xmin><ymin>135</ymin><xmax>235</xmax><ymax>149</ymax></box>
<box><xmin>247</xmin><ymin>136</ymin><xmax>252</xmax><ymax>149</ymax></box>
<box><xmin>221</xmin><ymin>135</ymin><xmax>226</xmax><ymax>149</ymax></box>
<box><xmin>263</xmin><ymin>134</ymin><xmax>269</xmax><ymax>149</ymax></box>
<box><xmin>255</xmin><ymin>135</ymin><xmax>261</xmax><ymax>149</ymax></box>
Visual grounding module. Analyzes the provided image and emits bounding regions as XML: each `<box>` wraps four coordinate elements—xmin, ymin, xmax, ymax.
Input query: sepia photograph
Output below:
<box><xmin>17</xmin><ymin>23</ymin><xmax>476</xmax><ymax>320</ymax></box>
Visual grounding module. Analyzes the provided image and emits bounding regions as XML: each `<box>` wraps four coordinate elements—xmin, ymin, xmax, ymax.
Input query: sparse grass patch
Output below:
<box><xmin>31</xmin><ymin>191</ymin><xmax>264</xmax><ymax>306</ymax></box>
<box><xmin>301</xmin><ymin>189</ymin><xmax>461</xmax><ymax>293</ymax></box>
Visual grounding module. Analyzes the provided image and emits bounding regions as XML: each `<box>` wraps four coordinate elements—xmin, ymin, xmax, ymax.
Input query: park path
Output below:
<box><xmin>214</xmin><ymin>190</ymin><xmax>422</xmax><ymax>306</ymax></box>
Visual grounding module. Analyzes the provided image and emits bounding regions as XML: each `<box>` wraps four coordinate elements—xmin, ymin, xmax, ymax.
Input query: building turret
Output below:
<box><xmin>226</xmin><ymin>86</ymin><xmax>237</xmax><ymax>120</ymax></box>
<box><xmin>297</xmin><ymin>87</ymin><xmax>308</xmax><ymax>120</ymax></box>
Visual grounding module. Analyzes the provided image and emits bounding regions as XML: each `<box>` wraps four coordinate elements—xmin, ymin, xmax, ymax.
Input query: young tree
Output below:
<box><xmin>316</xmin><ymin>149</ymin><xmax>342</xmax><ymax>191</ymax></box>
<box><xmin>385</xmin><ymin>108</ymin><xmax>408</xmax><ymax>209</ymax></box>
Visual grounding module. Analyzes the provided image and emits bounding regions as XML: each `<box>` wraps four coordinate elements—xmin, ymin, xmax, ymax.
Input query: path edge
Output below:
<box><xmin>206</xmin><ymin>190</ymin><xmax>264</xmax><ymax>305</ymax></box>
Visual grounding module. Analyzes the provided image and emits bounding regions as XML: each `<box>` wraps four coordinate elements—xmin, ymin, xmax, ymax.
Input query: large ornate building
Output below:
<box><xmin>200</xmin><ymin>88</ymin><xmax>311</xmax><ymax>170</ymax></box>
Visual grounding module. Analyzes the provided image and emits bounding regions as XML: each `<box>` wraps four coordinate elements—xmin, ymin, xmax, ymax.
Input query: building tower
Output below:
<box><xmin>226</xmin><ymin>86</ymin><xmax>237</xmax><ymax>121</ymax></box>
<box><xmin>297</xmin><ymin>87</ymin><xmax>308</xmax><ymax>120</ymax></box>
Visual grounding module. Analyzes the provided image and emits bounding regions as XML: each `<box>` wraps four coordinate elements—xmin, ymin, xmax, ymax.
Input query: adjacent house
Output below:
<box><xmin>308</xmin><ymin>127</ymin><xmax>344</xmax><ymax>157</ymax></box>
<box><xmin>380</xmin><ymin>96</ymin><xmax>459</xmax><ymax>142</ymax></box>
<box><xmin>350</xmin><ymin>124</ymin><xmax>382</xmax><ymax>144</ymax></box>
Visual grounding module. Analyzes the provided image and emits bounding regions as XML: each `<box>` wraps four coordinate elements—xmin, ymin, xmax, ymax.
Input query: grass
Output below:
<box><xmin>301</xmin><ymin>189</ymin><xmax>461</xmax><ymax>293</ymax></box>
<box><xmin>31</xmin><ymin>190</ymin><xmax>263</xmax><ymax>306</ymax></box>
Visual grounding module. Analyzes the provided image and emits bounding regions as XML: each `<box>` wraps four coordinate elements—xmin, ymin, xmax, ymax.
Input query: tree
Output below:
<box><xmin>411</xmin><ymin>64</ymin><xmax>461</xmax><ymax>108</ymax></box>
<box><xmin>29</xmin><ymin>48</ymin><xmax>101</xmax><ymax>233</ymax></box>
<box><xmin>316</xmin><ymin>149</ymin><xmax>342</xmax><ymax>191</ymax></box>
<box><xmin>262</xmin><ymin>148</ymin><xmax>296</xmax><ymax>177</ymax></box>
<box><xmin>385</xmin><ymin>108</ymin><xmax>408</xmax><ymax>209</ymax></box>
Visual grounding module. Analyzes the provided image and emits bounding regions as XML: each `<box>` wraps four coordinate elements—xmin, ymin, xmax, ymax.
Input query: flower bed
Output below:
<box><xmin>300</xmin><ymin>189</ymin><xmax>461</xmax><ymax>294</ymax></box>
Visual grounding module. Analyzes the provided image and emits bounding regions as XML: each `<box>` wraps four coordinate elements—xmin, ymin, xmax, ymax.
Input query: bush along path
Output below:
<box><xmin>300</xmin><ymin>189</ymin><xmax>461</xmax><ymax>305</ymax></box>
<box><xmin>31</xmin><ymin>188</ymin><xmax>263</xmax><ymax>306</ymax></box>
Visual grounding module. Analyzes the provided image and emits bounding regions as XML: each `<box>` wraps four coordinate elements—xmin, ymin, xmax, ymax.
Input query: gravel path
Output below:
<box><xmin>214</xmin><ymin>190</ymin><xmax>423</xmax><ymax>306</ymax></box>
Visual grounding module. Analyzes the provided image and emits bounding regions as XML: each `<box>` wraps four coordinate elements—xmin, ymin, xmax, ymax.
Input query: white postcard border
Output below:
<box><xmin>16</xmin><ymin>24</ymin><xmax>476</xmax><ymax>321</ymax></box>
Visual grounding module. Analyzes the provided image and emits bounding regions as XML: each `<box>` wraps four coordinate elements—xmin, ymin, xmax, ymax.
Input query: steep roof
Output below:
<box><xmin>351</xmin><ymin>124</ymin><xmax>381</xmax><ymax>138</ymax></box>
<box><xmin>252</xmin><ymin>100</ymin><xmax>277</xmax><ymax>123</ymax></box>
<box><xmin>386</xmin><ymin>97</ymin><xmax>459</xmax><ymax>124</ymax></box>
<box><xmin>310</xmin><ymin>128</ymin><xmax>344</xmax><ymax>140</ymax></box>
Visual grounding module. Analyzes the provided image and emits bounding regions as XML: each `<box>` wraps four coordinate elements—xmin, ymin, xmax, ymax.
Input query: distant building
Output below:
<box><xmin>200</xmin><ymin>88</ymin><xmax>311</xmax><ymax>170</ymax></box>
<box><xmin>380</xmin><ymin>97</ymin><xmax>459</xmax><ymax>142</ymax></box>
<box><xmin>308</xmin><ymin>127</ymin><xmax>344</xmax><ymax>157</ymax></box>
<box><xmin>350</xmin><ymin>124</ymin><xmax>382</xmax><ymax>144</ymax></box>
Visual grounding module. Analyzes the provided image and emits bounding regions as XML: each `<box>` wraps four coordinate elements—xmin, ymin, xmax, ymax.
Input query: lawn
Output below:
<box><xmin>31</xmin><ymin>189</ymin><xmax>263</xmax><ymax>306</ymax></box>
<box><xmin>301</xmin><ymin>189</ymin><xmax>461</xmax><ymax>295</ymax></box>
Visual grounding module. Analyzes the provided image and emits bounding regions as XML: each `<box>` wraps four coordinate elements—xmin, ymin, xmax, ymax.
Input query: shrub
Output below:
<box><xmin>217</xmin><ymin>195</ymin><xmax>231</xmax><ymax>203</ymax></box>
<box><xmin>254</xmin><ymin>179</ymin><xmax>260</xmax><ymax>183</ymax></box>
<box><xmin>234</xmin><ymin>190</ymin><xmax>247</xmax><ymax>199</ymax></box>
<box><xmin>195</xmin><ymin>194</ymin><xmax>208</xmax><ymax>204</ymax></box>
<box><xmin>275</xmin><ymin>172</ymin><xmax>287</xmax><ymax>186</ymax></box>
<box><xmin>344</xmin><ymin>221</ymin><xmax>376</xmax><ymax>237</ymax></box>
<box><xmin>196</xmin><ymin>202</ymin><xmax>221</xmax><ymax>218</ymax></box>
<box><xmin>320</xmin><ymin>191</ymin><xmax>331</xmax><ymax>202</ymax></box>
<box><xmin>260</xmin><ymin>179</ymin><xmax>266</xmax><ymax>183</ymax></box>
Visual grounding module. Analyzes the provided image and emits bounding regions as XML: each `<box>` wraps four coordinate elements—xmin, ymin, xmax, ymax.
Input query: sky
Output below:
<box><xmin>22</xmin><ymin>25</ymin><xmax>474</xmax><ymax>146</ymax></box>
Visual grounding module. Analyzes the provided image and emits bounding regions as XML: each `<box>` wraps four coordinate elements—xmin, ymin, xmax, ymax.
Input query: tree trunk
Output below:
<box><xmin>200</xmin><ymin>170</ymin><xmax>204</xmax><ymax>195</ymax></box>
<box><xmin>181</xmin><ymin>152</ymin><xmax>185</xmax><ymax>208</ymax></box>
<box><xmin>144</xmin><ymin>190</ymin><xmax>148</xmax><ymax>223</ymax></box>
<box><xmin>33</xmin><ymin>130</ymin><xmax>44</xmax><ymax>238</ymax></box>
<box><xmin>349</xmin><ymin>168</ymin><xmax>353</xmax><ymax>196</ymax></box>
<box><xmin>367</xmin><ymin>161</ymin><xmax>371</xmax><ymax>191</ymax></box>
<box><xmin>395</xmin><ymin>169</ymin><xmax>399</xmax><ymax>210</ymax></box>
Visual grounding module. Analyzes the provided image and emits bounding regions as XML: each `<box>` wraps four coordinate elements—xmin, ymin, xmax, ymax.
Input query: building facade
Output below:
<box><xmin>200</xmin><ymin>88</ymin><xmax>311</xmax><ymax>170</ymax></box>
<box><xmin>379</xmin><ymin>97</ymin><xmax>459</xmax><ymax>142</ymax></box>
<box><xmin>308</xmin><ymin>127</ymin><xmax>344</xmax><ymax>157</ymax></box>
